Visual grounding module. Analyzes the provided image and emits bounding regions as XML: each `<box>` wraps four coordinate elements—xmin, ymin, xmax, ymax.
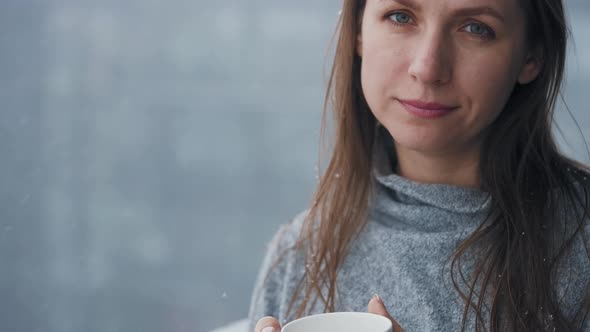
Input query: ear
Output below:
<box><xmin>517</xmin><ymin>51</ymin><xmax>542</xmax><ymax>85</ymax></box>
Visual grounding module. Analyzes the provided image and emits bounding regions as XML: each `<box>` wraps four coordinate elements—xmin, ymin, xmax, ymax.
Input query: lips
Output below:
<box><xmin>398</xmin><ymin>99</ymin><xmax>458</xmax><ymax>119</ymax></box>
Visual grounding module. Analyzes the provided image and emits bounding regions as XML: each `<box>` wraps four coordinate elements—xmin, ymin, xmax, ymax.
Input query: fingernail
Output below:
<box><xmin>262</xmin><ymin>327</ymin><xmax>278</xmax><ymax>332</ymax></box>
<box><xmin>373</xmin><ymin>293</ymin><xmax>383</xmax><ymax>304</ymax></box>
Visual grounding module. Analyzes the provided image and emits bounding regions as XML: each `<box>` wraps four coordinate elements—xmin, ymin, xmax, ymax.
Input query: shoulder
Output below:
<box><xmin>261</xmin><ymin>210</ymin><xmax>309</xmax><ymax>265</ymax></box>
<box><xmin>548</xmin><ymin>167</ymin><xmax>590</xmax><ymax>229</ymax></box>
<box><xmin>275</xmin><ymin>210</ymin><xmax>309</xmax><ymax>250</ymax></box>
<box><xmin>263</xmin><ymin>209</ymin><xmax>310</xmax><ymax>272</ymax></box>
<box><xmin>551</xmin><ymin>172</ymin><xmax>590</xmax><ymax>262</ymax></box>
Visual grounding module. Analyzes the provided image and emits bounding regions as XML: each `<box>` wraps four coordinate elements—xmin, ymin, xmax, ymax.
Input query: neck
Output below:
<box><xmin>394</xmin><ymin>144</ymin><xmax>481</xmax><ymax>188</ymax></box>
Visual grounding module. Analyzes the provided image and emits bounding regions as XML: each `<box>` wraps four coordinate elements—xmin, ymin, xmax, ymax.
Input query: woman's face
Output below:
<box><xmin>358</xmin><ymin>0</ymin><xmax>541</xmax><ymax>156</ymax></box>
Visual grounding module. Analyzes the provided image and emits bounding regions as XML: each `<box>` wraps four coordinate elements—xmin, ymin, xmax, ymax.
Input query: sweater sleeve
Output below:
<box><xmin>247</xmin><ymin>210</ymin><xmax>310</xmax><ymax>332</ymax></box>
<box><xmin>247</xmin><ymin>224</ymin><xmax>289</xmax><ymax>331</ymax></box>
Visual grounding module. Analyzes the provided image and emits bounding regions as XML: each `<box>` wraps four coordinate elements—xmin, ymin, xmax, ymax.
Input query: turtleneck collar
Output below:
<box><xmin>374</xmin><ymin>171</ymin><xmax>492</xmax><ymax>213</ymax></box>
<box><xmin>369</xmin><ymin>141</ymin><xmax>492</xmax><ymax>231</ymax></box>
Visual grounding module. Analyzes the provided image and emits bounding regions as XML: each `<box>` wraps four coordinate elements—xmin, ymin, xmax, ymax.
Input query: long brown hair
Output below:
<box><xmin>273</xmin><ymin>0</ymin><xmax>590</xmax><ymax>330</ymax></box>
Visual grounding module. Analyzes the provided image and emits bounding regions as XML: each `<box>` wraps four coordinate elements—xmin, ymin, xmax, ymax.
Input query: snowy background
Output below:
<box><xmin>0</xmin><ymin>1</ymin><xmax>588</xmax><ymax>331</ymax></box>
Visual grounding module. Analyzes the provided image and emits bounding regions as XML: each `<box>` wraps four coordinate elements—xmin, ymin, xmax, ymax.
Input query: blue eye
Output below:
<box><xmin>464</xmin><ymin>23</ymin><xmax>495</xmax><ymax>38</ymax></box>
<box><xmin>388</xmin><ymin>12</ymin><xmax>412</xmax><ymax>25</ymax></box>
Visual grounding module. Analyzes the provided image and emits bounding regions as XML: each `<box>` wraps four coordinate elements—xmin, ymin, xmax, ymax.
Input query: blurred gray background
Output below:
<box><xmin>0</xmin><ymin>1</ymin><xmax>588</xmax><ymax>331</ymax></box>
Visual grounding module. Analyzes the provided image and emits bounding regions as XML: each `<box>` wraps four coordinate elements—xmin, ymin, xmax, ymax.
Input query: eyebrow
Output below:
<box><xmin>380</xmin><ymin>0</ymin><xmax>419</xmax><ymax>11</ymax></box>
<box><xmin>453</xmin><ymin>6</ymin><xmax>505</xmax><ymax>23</ymax></box>
<box><xmin>379</xmin><ymin>0</ymin><xmax>506</xmax><ymax>23</ymax></box>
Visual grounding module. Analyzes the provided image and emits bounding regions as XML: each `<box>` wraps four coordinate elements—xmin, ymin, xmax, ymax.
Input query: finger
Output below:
<box><xmin>254</xmin><ymin>316</ymin><xmax>281</xmax><ymax>332</ymax></box>
<box><xmin>368</xmin><ymin>294</ymin><xmax>405</xmax><ymax>332</ymax></box>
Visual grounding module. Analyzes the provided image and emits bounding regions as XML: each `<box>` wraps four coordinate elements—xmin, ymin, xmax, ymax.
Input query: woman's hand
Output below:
<box><xmin>368</xmin><ymin>294</ymin><xmax>405</xmax><ymax>332</ymax></box>
<box><xmin>253</xmin><ymin>294</ymin><xmax>404</xmax><ymax>332</ymax></box>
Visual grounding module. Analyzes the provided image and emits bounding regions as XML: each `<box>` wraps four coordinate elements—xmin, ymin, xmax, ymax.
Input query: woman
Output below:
<box><xmin>249</xmin><ymin>0</ymin><xmax>590</xmax><ymax>331</ymax></box>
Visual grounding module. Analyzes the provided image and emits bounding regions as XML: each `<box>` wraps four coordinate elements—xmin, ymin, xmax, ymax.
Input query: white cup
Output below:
<box><xmin>281</xmin><ymin>312</ymin><xmax>393</xmax><ymax>332</ymax></box>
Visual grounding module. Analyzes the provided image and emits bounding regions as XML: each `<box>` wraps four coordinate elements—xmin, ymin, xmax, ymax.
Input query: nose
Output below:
<box><xmin>407</xmin><ymin>30</ymin><xmax>452</xmax><ymax>85</ymax></box>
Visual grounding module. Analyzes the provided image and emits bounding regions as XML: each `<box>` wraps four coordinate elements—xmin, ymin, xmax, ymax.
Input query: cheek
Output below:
<box><xmin>460</xmin><ymin>53</ymin><xmax>521</xmax><ymax>121</ymax></box>
<box><xmin>360</xmin><ymin>38</ymin><xmax>409</xmax><ymax>113</ymax></box>
<box><xmin>466</xmin><ymin>54</ymin><xmax>519</xmax><ymax>92</ymax></box>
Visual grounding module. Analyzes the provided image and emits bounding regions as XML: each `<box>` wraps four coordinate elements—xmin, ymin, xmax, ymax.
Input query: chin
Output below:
<box><xmin>395</xmin><ymin>140</ymin><xmax>453</xmax><ymax>154</ymax></box>
<box><xmin>387</xmin><ymin>127</ymin><xmax>457</xmax><ymax>154</ymax></box>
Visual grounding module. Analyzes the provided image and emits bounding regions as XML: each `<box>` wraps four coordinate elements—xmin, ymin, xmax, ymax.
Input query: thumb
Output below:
<box><xmin>368</xmin><ymin>294</ymin><xmax>404</xmax><ymax>332</ymax></box>
<box><xmin>254</xmin><ymin>316</ymin><xmax>281</xmax><ymax>332</ymax></box>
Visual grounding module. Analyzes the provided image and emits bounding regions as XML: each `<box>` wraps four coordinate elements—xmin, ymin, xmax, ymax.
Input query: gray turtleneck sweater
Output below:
<box><xmin>247</xmin><ymin>167</ymin><xmax>590</xmax><ymax>331</ymax></box>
